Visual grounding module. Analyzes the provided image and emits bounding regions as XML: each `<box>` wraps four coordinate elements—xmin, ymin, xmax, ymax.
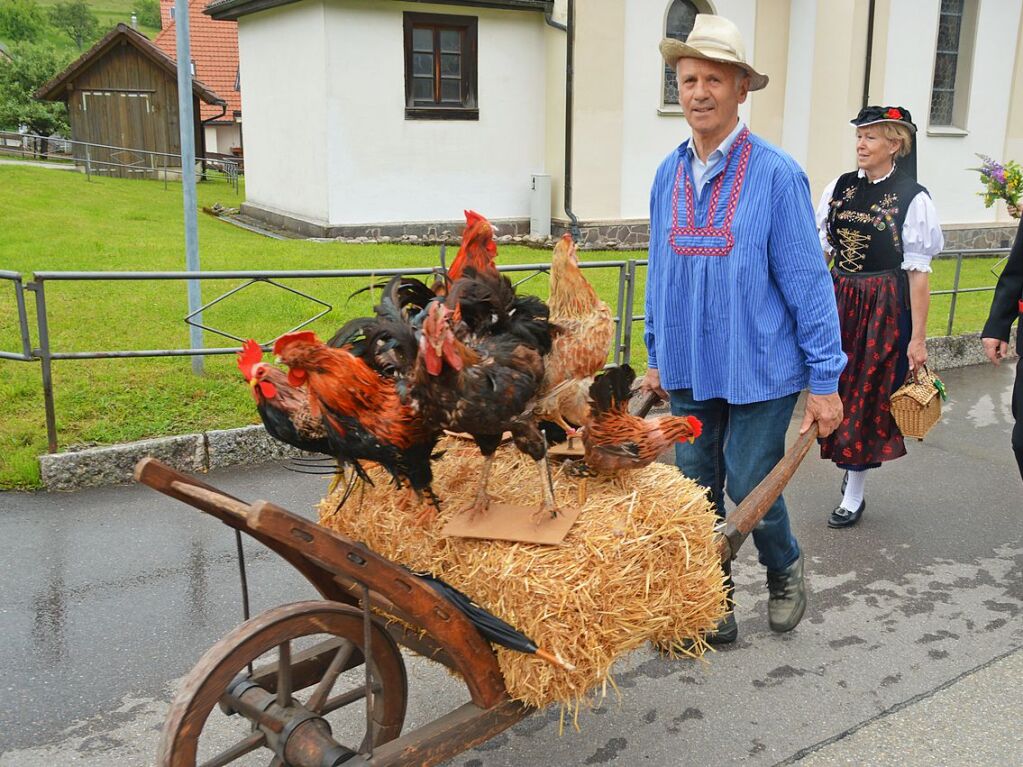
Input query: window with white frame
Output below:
<box><xmin>662</xmin><ymin>0</ymin><xmax>700</xmax><ymax>107</ymax></box>
<box><xmin>928</xmin><ymin>0</ymin><xmax>977</xmax><ymax>129</ymax></box>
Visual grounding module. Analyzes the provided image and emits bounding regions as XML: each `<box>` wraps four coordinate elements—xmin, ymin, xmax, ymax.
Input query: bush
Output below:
<box><xmin>134</xmin><ymin>0</ymin><xmax>160</xmax><ymax>30</ymax></box>
<box><xmin>0</xmin><ymin>0</ymin><xmax>47</xmax><ymax>42</ymax></box>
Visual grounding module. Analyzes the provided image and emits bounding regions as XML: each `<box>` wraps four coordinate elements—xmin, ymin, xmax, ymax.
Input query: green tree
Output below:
<box><xmin>48</xmin><ymin>0</ymin><xmax>98</xmax><ymax>52</ymax></box>
<box><xmin>0</xmin><ymin>0</ymin><xmax>47</xmax><ymax>42</ymax></box>
<box><xmin>134</xmin><ymin>0</ymin><xmax>161</xmax><ymax>30</ymax></box>
<box><xmin>0</xmin><ymin>42</ymin><xmax>69</xmax><ymax>156</ymax></box>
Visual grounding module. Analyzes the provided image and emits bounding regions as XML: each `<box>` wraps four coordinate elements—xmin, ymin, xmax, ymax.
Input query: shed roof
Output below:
<box><xmin>35</xmin><ymin>23</ymin><xmax>225</xmax><ymax>107</ymax></box>
<box><xmin>155</xmin><ymin>0</ymin><xmax>241</xmax><ymax>124</ymax></box>
<box><xmin>206</xmin><ymin>0</ymin><xmax>551</xmax><ymax>22</ymax></box>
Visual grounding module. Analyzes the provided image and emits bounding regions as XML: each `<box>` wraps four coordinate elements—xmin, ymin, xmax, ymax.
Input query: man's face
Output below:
<box><xmin>676</xmin><ymin>58</ymin><xmax>748</xmax><ymax>139</ymax></box>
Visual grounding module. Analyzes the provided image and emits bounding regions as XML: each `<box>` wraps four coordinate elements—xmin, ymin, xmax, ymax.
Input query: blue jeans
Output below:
<box><xmin>669</xmin><ymin>389</ymin><xmax>801</xmax><ymax>573</ymax></box>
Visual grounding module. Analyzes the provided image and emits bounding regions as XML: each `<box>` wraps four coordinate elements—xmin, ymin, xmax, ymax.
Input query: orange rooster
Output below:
<box><xmin>272</xmin><ymin>331</ymin><xmax>442</xmax><ymax>522</ymax></box>
<box><xmin>433</xmin><ymin>209</ymin><xmax>499</xmax><ymax>295</ymax></box>
<box><xmin>533</xmin><ymin>233</ymin><xmax>616</xmax><ymax>432</ymax></box>
<box><xmin>579</xmin><ymin>365</ymin><xmax>702</xmax><ymax>475</ymax></box>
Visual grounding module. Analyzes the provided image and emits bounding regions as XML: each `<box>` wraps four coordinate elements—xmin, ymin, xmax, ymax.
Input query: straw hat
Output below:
<box><xmin>659</xmin><ymin>14</ymin><xmax>768</xmax><ymax>91</ymax></box>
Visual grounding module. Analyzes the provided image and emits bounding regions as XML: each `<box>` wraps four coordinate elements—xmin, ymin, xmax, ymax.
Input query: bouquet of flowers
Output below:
<box><xmin>972</xmin><ymin>154</ymin><xmax>1023</xmax><ymax>218</ymax></box>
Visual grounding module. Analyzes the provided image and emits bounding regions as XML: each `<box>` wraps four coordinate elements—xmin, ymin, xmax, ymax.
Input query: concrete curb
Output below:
<box><xmin>36</xmin><ymin>333</ymin><xmax>1016</xmax><ymax>492</ymax></box>
<box><xmin>38</xmin><ymin>425</ymin><xmax>309</xmax><ymax>492</ymax></box>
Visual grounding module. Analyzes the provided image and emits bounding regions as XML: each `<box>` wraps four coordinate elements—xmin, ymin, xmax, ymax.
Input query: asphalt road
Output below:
<box><xmin>1</xmin><ymin>362</ymin><xmax>1020</xmax><ymax>766</ymax></box>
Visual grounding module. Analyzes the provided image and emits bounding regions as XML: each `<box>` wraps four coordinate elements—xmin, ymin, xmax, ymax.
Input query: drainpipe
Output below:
<box><xmin>862</xmin><ymin>0</ymin><xmax>875</xmax><ymax>108</ymax></box>
<box><xmin>545</xmin><ymin>0</ymin><xmax>580</xmax><ymax>240</ymax></box>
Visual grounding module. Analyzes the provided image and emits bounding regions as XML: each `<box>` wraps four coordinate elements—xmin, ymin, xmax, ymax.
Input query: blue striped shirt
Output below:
<box><xmin>644</xmin><ymin>129</ymin><xmax>846</xmax><ymax>404</ymax></box>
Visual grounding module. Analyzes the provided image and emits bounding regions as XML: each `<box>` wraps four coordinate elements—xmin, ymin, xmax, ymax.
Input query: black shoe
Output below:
<box><xmin>656</xmin><ymin>612</ymin><xmax>737</xmax><ymax>654</ymax></box>
<box><xmin>828</xmin><ymin>499</ymin><xmax>865</xmax><ymax>528</ymax></box>
<box><xmin>703</xmin><ymin>611</ymin><xmax>738</xmax><ymax>644</ymax></box>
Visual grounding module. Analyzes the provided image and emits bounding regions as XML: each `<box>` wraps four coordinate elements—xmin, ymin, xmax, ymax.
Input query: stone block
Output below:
<box><xmin>39</xmin><ymin>433</ymin><xmax>205</xmax><ymax>492</ymax></box>
<box><xmin>206</xmin><ymin>425</ymin><xmax>307</xmax><ymax>469</ymax></box>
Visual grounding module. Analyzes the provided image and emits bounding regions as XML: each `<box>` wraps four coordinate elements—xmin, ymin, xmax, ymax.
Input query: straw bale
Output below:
<box><xmin>318</xmin><ymin>438</ymin><xmax>725</xmax><ymax>710</ymax></box>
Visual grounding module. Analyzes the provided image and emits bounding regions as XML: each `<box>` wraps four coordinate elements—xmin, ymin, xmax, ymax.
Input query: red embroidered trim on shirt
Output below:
<box><xmin>670</xmin><ymin>127</ymin><xmax>751</xmax><ymax>257</ymax></box>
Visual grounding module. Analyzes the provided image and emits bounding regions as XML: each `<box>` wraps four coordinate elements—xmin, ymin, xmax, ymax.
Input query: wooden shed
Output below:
<box><xmin>36</xmin><ymin>23</ymin><xmax>225</xmax><ymax>178</ymax></box>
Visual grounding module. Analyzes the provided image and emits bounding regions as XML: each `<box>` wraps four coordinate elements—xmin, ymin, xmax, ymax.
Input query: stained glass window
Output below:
<box><xmin>663</xmin><ymin>0</ymin><xmax>699</xmax><ymax>106</ymax></box>
<box><xmin>929</xmin><ymin>0</ymin><xmax>965</xmax><ymax>126</ymax></box>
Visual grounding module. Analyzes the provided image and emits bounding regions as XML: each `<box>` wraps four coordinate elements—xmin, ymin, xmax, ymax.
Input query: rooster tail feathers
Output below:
<box><xmin>589</xmin><ymin>365</ymin><xmax>636</xmax><ymax>415</ymax></box>
<box><xmin>238</xmin><ymin>339</ymin><xmax>264</xmax><ymax>378</ymax></box>
<box><xmin>378</xmin><ymin>275</ymin><xmax>436</xmax><ymax>322</ymax></box>
<box><xmin>327</xmin><ymin>317</ymin><xmax>373</xmax><ymax>351</ymax></box>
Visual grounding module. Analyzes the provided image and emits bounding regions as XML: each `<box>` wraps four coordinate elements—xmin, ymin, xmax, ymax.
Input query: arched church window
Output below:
<box><xmin>663</xmin><ymin>0</ymin><xmax>700</xmax><ymax>106</ymax></box>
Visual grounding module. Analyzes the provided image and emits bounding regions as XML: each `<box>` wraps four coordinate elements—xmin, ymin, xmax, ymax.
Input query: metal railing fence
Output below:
<box><xmin>0</xmin><ymin>131</ymin><xmax>241</xmax><ymax>193</ymax></box>
<box><xmin>0</xmin><ymin>247</ymin><xmax>1008</xmax><ymax>454</ymax></box>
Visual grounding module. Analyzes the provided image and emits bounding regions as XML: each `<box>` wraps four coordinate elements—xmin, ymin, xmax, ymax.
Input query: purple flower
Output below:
<box><xmin>993</xmin><ymin>167</ymin><xmax>1007</xmax><ymax>185</ymax></box>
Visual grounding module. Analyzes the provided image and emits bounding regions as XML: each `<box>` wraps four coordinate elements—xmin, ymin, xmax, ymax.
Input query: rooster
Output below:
<box><xmin>433</xmin><ymin>209</ymin><xmax>499</xmax><ymax>295</ymax></box>
<box><xmin>533</xmin><ymin>233</ymin><xmax>616</xmax><ymax>433</ymax></box>
<box><xmin>576</xmin><ymin>365</ymin><xmax>702</xmax><ymax>475</ymax></box>
<box><xmin>414</xmin><ymin>269</ymin><xmax>559</xmax><ymax>520</ymax></box>
<box><xmin>273</xmin><ymin>331</ymin><xmax>442</xmax><ymax>522</ymax></box>
<box><xmin>237</xmin><ymin>340</ymin><xmax>353</xmax><ymax>490</ymax></box>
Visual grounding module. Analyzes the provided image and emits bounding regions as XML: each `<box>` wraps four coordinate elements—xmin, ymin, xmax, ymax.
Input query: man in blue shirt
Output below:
<box><xmin>643</xmin><ymin>15</ymin><xmax>846</xmax><ymax>643</ymax></box>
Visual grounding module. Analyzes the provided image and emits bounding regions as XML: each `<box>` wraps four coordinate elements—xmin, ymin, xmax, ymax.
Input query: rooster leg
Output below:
<box><xmin>413</xmin><ymin>487</ymin><xmax>442</xmax><ymax>527</ymax></box>
<box><xmin>325</xmin><ymin>460</ymin><xmax>346</xmax><ymax>496</ymax></box>
<box><xmin>463</xmin><ymin>453</ymin><xmax>496</xmax><ymax>520</ymax></box>
<box><xmin>531</xmin><ymin>455</ymin><xmax>560</xmax><ymax>523</ymax></box>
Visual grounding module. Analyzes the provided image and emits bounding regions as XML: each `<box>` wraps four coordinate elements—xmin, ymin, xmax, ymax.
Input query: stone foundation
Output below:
<box><xmin>234</xmin><ymin>204</ymin><xmax>1017</xmax><ymax>253</ymax></box>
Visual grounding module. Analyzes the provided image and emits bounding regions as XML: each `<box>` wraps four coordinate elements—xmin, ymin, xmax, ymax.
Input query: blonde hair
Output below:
<box><xmin>876</xmin><ymin>122</ymin><xmax>913</xmax><ymax>158</ymax></box>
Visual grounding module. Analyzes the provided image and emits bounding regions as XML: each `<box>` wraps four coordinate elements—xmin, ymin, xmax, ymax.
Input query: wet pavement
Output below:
<box><xmin>0</xmin><ymin>362</ymin><xmax>1020</xmax><ymax>766</ymax></box>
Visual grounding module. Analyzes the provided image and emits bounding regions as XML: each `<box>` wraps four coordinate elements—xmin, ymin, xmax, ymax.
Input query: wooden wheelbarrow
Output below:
<box><xmin>136</xmin><ymin>423</ymin><xmax>816</xmax><ymax>767</ymax></box>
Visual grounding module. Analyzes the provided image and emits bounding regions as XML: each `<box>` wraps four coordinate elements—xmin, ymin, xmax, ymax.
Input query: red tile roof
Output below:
<box><xmin>154</xmin><ymin>0</ymin><xmax>240</xmax><ymax>123</ymax></box>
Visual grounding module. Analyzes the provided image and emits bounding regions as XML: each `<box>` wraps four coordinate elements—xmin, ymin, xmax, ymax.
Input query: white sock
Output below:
<box><xmin>841</xmin><ymin>470</ymin><xmax>867</xmax><ymax>511</ymax></box>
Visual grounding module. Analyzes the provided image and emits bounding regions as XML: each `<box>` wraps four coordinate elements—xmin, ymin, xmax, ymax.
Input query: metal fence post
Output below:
<box><xmin>27</xmin><ymin>279</ymin><xmax>59</xmax><ymax>453</ymax></box>
<box><xmin>84</xmin><ymin>144</ymin><xmax>91</xmax><ymax>181</ymax></box>
<box><xmin>613</xmin><ymin>263</ymin><xmax>627</xmax><ymax>366</ymax></box>
<box><xmin>621</xmin><ymin>260</ymin><xmax>637</xmax><ymax>367</ymax></box>
<box><xmin>946</xmin><ymin>251</ymin><xmax>964</xmax><ymax>337</ymax></box>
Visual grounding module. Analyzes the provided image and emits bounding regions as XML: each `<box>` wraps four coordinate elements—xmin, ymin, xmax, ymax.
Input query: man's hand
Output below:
<box><xmin>800</xmin><ymin>392</ymin><xmax>843</xmax><ymax>437</ymax></box>
<box><xmin>982</xmin><ymin>337</ymin><xmax>1010</xmax><ymax>366</ymax></box>
<box><xmin>638</xmin><ymin>368</ymin><xmax>668</xmax><ymax>402</ymax></box>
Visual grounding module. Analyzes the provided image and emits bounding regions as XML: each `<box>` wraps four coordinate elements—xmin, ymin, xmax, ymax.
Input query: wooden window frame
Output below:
<box><xmin>403</xmin><ymin>12</ymin><xmax>479</xmax><ymax>121</ymax></box>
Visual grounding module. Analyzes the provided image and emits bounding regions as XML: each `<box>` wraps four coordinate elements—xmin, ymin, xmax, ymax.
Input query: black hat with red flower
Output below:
<box><xmin>850</xmin><ymin>105</ymin><xmax>917</xmax><ymax>133</ymax></box>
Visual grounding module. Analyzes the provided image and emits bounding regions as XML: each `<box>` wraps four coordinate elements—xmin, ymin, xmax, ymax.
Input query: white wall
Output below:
<box><xmin>779</xmin><ymin>0</ymin><xmax>815</xmax><ymax>169</ymax></box>
<box><xmin>619</xmin><ymin>0</ymin><xmax>757</xmax><ymax>220</ymax></box>
<box><xmin>203</xmin><ymin>124</ymin><xmax>242</xmax><ymax>155</ymax></box>
<box><xmin>882</xmin><ymin>0</ymin><xmax>1023</xmax><ymax>225</ymax></box>
<box><xmin>321</xmin><ymin>0</ymin><xmax>547</xmax><ymax>225</ymax></box>
<box><xmin>237</xmin><ymin>2</ymin><xmax>330</xmax><ymax>223</ymax></box>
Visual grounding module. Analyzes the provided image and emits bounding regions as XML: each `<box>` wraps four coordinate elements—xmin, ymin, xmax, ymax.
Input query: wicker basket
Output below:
<box><xmin>891</xmin><ymin>366</ymin><xmax>943</xmax><ymax>440</ymax></box>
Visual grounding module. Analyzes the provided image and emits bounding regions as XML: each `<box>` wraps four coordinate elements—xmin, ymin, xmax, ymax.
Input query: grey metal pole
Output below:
<box><xmin>174</xmin><ymin>0</ymin><xmax>204</xmax><ymax>375</ymax></box>
<box><xmin>28</xmin><ymin>280</ymin><xmax>59</xmax><ymax>453</ymax></box>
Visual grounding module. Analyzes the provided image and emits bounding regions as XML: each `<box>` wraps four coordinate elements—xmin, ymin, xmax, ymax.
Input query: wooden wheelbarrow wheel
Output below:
<box><xmin>158</xmin><ymin>600</ymin><xmax>408</xmax><ymax>767</ymax></box>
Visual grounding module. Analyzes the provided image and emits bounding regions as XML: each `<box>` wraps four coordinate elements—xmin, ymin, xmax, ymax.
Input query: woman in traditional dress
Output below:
<box><xmin>816</xmin><ymin>106</ymin><xmax>943</xmax><ymax>528</ymax></box>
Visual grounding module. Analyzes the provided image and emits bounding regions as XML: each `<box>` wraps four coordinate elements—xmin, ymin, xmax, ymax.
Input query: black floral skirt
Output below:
<box><xmin>820</xmin><ymin>269</ymin><xmax>910</xmax><ymax>468</ymax></box>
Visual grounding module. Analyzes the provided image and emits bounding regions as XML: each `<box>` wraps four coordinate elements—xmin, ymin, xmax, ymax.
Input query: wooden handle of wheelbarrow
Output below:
<box><xmin>715</xmin><ymin>423</ymin><xmax>819</xmax><ymax>563</ymax></box>
<box><xmin>631</xmin><ymin>390</ymin><xmax>662</xmax><ymax>418</ymax></box>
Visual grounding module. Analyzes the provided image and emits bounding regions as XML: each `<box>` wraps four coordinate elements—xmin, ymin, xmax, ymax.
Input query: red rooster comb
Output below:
<box><xmin>686</xmin><ymin>416</ymin><xmax>703</xmax><ymax>442</ymax></box>
<box><xmin>464</xmin><ymin>209</ymin><xmax>485</xmax><ymax>226</ymax></box>
<box><xmin>237</xmin><ymin>339</ymin><xmax>263</xmax><ymax>379</ymax></box>
<box><xmin>273</xmin><ymin>331</ymin><xmax>319</xmax><ymax>356</ymax></box>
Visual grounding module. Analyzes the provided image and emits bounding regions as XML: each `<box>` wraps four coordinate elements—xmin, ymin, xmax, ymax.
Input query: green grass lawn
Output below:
<box><xmin>0</xmin><ymin>164</ymin><xmax>1007</xmax><ymax>490</ymax></box>
<box><xmin>30</xmin><ymin>0</ymin><xmax>161</xmax><ymax>53</ymax></box>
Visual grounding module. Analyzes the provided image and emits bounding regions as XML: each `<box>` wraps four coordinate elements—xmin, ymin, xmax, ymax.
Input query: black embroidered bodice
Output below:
<box><xmin>825</xmin><ymin>169</ymin><xmax>927</xmax><ymax>273</ymax></box>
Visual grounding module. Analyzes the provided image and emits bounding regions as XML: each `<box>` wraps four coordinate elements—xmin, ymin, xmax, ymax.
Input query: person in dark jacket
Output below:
<box><xmin>981</xmin><ymin>218</ymin><xmax>1023</xmax><ymax>482</ymax></box>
